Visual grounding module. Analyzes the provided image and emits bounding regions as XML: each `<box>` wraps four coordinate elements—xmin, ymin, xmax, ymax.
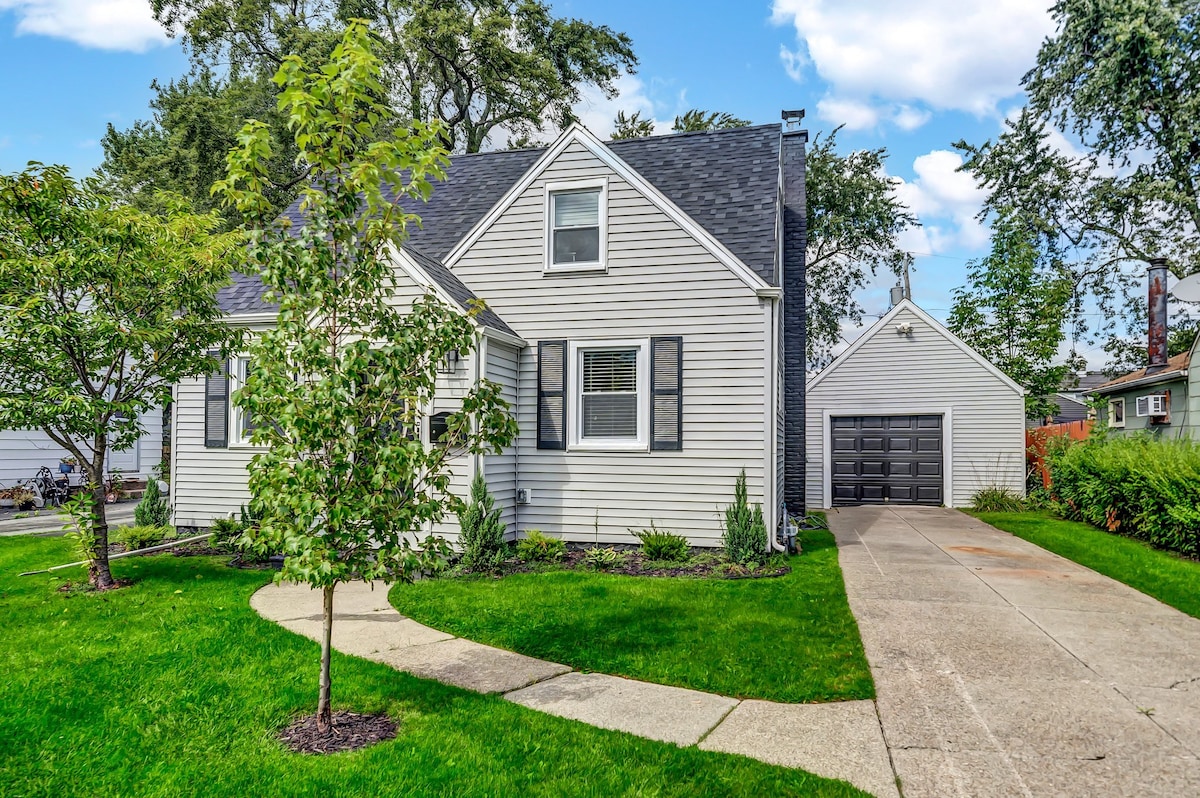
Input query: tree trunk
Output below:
<box><xmin>316</xmin><ymin>584</ymin><xmax>335</xmax><ymax>733</ymax></box>
<box><xmin>87</xmin><ymin>448</ymin><xmax>114</xmax><ymax>590</ymax></box>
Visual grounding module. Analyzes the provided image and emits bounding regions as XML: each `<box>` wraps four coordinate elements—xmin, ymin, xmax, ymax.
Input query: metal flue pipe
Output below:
<box><xmin>1148</xmin><ymin>257</ymin><xmax>1170</xmax><ymax>370</ymax></box>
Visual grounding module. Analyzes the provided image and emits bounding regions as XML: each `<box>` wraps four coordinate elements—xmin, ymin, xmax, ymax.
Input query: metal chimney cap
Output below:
<box><xmin>1149</xmin><ymin>256</ymin><xmax>1169</xmax><ymax>271</ymax></box>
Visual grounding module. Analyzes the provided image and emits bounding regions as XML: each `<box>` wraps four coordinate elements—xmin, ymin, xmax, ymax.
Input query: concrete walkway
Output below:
<box><xmin>0</xmin><ymin>500</ymin><xmax>135</xmax><ymax>537</ymax></box>
<box><xmin>829</xmin><ymin>505</ymin><xmax>1200</xmax><ymax>797</ymax></box>
<box><xmin>252</xmin><ymin>580</ymin><xmax>899</xmax><ymax>797</ymax></box>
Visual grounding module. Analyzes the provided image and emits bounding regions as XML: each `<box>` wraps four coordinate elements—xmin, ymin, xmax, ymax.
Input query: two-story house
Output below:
<box><xmin>169</xmin><ymin>119</ymin><xmax>807</xmax><ymax>546</ymax></box>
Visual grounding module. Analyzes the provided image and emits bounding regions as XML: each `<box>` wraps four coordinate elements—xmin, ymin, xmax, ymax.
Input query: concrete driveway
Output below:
<box><xmin>828</xmin><ymin>505</ymin><xmax>1200</xmax><ymax>797</ymax></box>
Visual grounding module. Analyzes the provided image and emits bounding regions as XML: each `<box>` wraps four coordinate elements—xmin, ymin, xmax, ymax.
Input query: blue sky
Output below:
<box><xmin>0</xmin><ymin>0</ymin><xmax>1066</xmax><ymax>352</ymax></box>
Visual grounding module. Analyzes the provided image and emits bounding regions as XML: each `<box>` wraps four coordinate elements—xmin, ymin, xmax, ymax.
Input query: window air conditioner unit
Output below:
<box><xmin>1135</xmin><ymin>394</ymin><xmax>1168</xmax><ymax>417</ymax></box>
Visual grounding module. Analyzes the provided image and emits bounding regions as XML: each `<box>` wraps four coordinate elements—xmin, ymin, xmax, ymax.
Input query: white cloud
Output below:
<box><xmin>779</xmin><ymin>44</ymin><xmax>807</xmax><ymax>82</ymax></box>
<box><xmin>894</xmin><ymin>149</ymin><xmax>988</xmax><ymax>254</ymax></box>
<box><xmin>893</xmin><ymin>105</ymin><xmax>931</xmax><ymax>131</ymax></box>
<box><xmin>573</xmin><ymin>74</ymin><xmax>668</xmax><ymax>138</ymax></box>
<box><xmin>0</xmin><ymin>0</ymin><xmax>169</xmax><ymax>51</ymax></box>
<box><xmin>815</xmin><ymin>96</ymin><xmax>879</xmax><ymax>131</ymax></box>
<box><xmin>572</xmin><ymin>73</ymin><xmax>674</xmax><ymax>139</ymax></box>
<box><xmin>773</xmin><ymin>0</ymin><xmax>1055</xmax><ymax>128</ymax></box>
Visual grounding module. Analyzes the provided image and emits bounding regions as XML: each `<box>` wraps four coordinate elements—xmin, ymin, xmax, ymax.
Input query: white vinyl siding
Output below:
<box><xmin>804</xmin><ymin>305</ymin><xmax>1025</xmax><ymax>509</ymax></box>
<box><xmin>0</xmin><ymin>409</ymin><xmax>163</xmax><ymax>487</ymax></box>
<box><xmin>484</xmin><ymin>340</ymin><xmax>520</xmax><ymax>534</ymax></box>
<box><xmin>171</xmin><ymin>274</ymin><xmax>482</xmax><ymax>531</ymax></box>
<box><xmin>452</xmin><ymin>139</ymin><xmax>769</xmax><ymax>546</ymax></box>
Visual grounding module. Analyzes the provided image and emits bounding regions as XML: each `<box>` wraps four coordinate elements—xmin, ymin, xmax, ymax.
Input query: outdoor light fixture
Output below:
<box><xmin>438</xmin><ymin>349</ymin><xmax>460</xmax><ymax>374</ymax></box>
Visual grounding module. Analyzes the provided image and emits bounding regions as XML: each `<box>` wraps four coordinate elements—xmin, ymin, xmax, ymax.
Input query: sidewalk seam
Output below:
<box><xmin>693</xmin><ymin>699</ymin><xmax>742</xmax><ymax>746</ymax></box>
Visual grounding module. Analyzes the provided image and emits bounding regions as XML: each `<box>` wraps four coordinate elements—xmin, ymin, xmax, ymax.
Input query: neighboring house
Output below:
<box><xmin>1033</xmin><ymin>372</ymin><xmax>1108</xmax><ymax>426</ymax></box>
<box><xmin>804</xmin><ymin>299</ymin><xmax>1026</xmax><ymax>508</ymax></box>
<box><xmin>0</xmin><ymin>412</ymin><xmax>163</xmax><ymax>488</ymax></box>
<box><xmin>1093</xmin><ymin>260</ymin><xmax>1199</xmax><ymax>439</ymax></box>
<box><xmin>1092</xmin><ymin>346</ymin><xmax>1196</xmax><ymax>438</ymax></box>
<box><xmin>171</xmin><ymin>120</ymin><xmax>808</xmax><ymax>546</ymax></box>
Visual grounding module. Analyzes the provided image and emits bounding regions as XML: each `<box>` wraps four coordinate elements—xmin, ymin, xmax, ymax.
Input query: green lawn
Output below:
<box><xmin>0</xmin><ymin>535</ymin><xmax>866</xmax><ymax>797</ymax></box>
<box><xmin>391</xmin><ymin>527</ymin><xmax>873</xmax><ymax>704</ymax></box>
<box><xmin>973</xmin><ymin>510</ymin><xmax>1200</xmax><ymax>620</ymax></box>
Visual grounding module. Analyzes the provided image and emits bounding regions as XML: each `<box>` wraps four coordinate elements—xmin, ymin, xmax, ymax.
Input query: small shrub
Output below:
<box><xmin>458</xmin><ymin>473</ymin><xmax>508</xmax><ymax>568</ymax></box>
<box><xmin>134</xmin><ymin>475</ymin><xmax>171</xmax><ymax>527</ymax></box>
<box><xmin>634</xmin><ymin>523</ymin><xmax>689</xmax><ymax>562</ymax></box>
<box><xmin>722</xmin><ymin>469</ymin><xmax>766</xmax><ymax>565</ymax></box>
<box><xmin>583</xmin><ymin>546</ymin><xmax>626</xmax><ymax>570</ymax></box>
<box><xmin>113</xmin><ymin>524</ymin><xmax>171</xmax><ymax>551</ymax></box>
<box><xmin>210</xmin><ymin>517</ymin><xmax>245</xmax><ymax>550</ymax></box>
<box><xmin>516</xmin><ymin>530</ymin><xmax>565</xmax><ymax>562</ymax></box>
<box><xmin>970</xmin><ymin>486</ymin><xmax>1026</xmax><ymax>513</ymax></box>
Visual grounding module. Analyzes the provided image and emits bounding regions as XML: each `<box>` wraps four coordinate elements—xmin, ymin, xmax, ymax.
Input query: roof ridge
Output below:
<box><xmin>446</xmin><ymin>122</ymin><xmax>782</xmax><ymax>162</ymax></box>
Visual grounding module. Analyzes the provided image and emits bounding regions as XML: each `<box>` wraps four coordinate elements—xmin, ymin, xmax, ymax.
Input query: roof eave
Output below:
<box><xmin>1091</xmin><ymin>369</ymin><xmax>1188</xmax><ymax>395</ymax></box>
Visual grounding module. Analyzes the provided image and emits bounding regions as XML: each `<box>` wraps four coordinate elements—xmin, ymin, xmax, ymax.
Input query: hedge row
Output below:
<box><xmin>1048</xmin><ymin>435</ymin><xmax>1200</xmax><ymax>558</ymax></box>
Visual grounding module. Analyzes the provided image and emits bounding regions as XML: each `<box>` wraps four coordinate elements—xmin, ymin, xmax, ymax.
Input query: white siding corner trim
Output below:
<box><xmin>820</xmin><ymin>406</ymin><xmax>954</xmax><ymax>510</ymax></box>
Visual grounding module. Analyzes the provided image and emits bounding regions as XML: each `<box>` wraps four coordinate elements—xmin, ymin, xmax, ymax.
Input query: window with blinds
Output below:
<box><xmin>231</xmin><ymin>357</ymin><xmax>257</xmax><ymax>444</ymax></box>
<box><xmin>580</xmin><ymin>348</ymin><xmax>638</xmax><ymax>439</ymax></box>
<box><xmin>551</xmin><ymin>189</ymin><xmax>601</xmax><ymax>265</ymax></box>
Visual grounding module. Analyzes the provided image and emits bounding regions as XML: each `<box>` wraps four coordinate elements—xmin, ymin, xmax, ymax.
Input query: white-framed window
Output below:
<box><xmin>229</xmin><ymin>355</ymin><xmax>259</xmax><ymax>446</ymax></box>
<box><xmin>568</xmin><ymin>339</ymin><xmax>648</xmax><ymax>450</ymax></box>
<box><xmin>545</xmin><ymin>179</ymin><xmax>606</xmax><ymax>272</ymax></box>
<box><xmin>1108</xmin><ymin>397</ymin><xmax>1125</xmax><ymax>428</ymax></box>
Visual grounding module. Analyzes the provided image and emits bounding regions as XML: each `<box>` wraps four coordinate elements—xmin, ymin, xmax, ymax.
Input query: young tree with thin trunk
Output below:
<box><xmin>0</xmin><ymin>169</ymin><xmax>237</xmax><ymax>588</ymax></box>
<box><xmin>216</xmin><ymin>21</ymin><xmax>517</xmax><ymax>733</ymax></box>
<box><xmin>948</xmin><ymin>212</ymin><xmax>1083</xmax><ymax>420</ymax></box>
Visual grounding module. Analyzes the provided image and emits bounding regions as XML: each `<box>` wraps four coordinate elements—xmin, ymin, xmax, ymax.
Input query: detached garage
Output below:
<box><xmin>805</xmin><ymin>299</ymin><xmax>1026</xmax><ymax>509</ymax></box>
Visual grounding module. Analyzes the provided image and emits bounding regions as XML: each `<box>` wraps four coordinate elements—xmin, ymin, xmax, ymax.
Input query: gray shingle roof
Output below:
<box><xmin>610</xmin><ymin>124</ymin><xmax>779</xmax><ymax>283</ymax></box>
<box><xmin>403</xmin><ymin>246</ymin><xmax>519</xmax><ymax>338</ymax></box>
<box><xmin>218</xmin><ymin>123</ymin><xmax>782</xmax><ymax>316</ymax></box>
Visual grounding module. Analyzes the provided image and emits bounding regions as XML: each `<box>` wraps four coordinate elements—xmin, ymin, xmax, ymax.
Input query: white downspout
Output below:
<box><xmin>767</xmin><ymin>296</ymin><xmax>786</xmax><ymax>554</ymax></box>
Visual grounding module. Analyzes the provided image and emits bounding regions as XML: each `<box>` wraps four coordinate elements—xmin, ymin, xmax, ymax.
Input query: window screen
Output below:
<box><xmin>552</xmin><ymin>189</ymin><xmax>601</xmax><ymax>264</ymax></box>
<box><xmin>581</xmin><ymin>348</ymin><xmax>637</xmax><ymax>439</ymax></box>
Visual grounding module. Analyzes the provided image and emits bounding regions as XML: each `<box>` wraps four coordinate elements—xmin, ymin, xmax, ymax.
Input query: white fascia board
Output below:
<box><xmin>480</xmin><ymin>325</ymin><xmax>526</xmax><ymax>349</ymax></box>
<box><xmin>223</xmin><ymin>311</ymin><xmax>278</xmax><ymax>327</ymax></box>
<box><xmin>442</xmin><ymin>122</ymin><xmax>772</xmax><ymax>294</ymax></box>
<box><xmin>806</xmin><ymin>299</ymin><xmax>1025</xmax><ymax>396</ymax></box>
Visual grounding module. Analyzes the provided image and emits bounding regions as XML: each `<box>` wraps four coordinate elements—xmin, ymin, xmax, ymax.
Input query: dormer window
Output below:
<box><xmin>546</xmin><ymin>180</ymin><xmax>606</xmax><ymax>271</ymax></box>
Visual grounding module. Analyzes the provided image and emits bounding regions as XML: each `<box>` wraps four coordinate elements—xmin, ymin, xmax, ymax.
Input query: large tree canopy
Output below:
<box><xmin>102</xmin><ymin>2</ymin><xmax>634</xmax><ymax>222</ymax></box>
<box><xmin>956</xmin><ymin>0</ymin><xmax>1200</xmax><ymax>352</ymax></box>
<box><xmin>806</xmin><ymin>128</ymin><xmax>916</xmax><ymax>368</ymax></box>
<box><xmin>150</xmin><ymin>0</ymin><xmax>636</xmax><ymax>153</ymax></box>
<box><xmin>97</xmin><ymin>70</ymin><xmax>304</xmax><ymax>225</ymax></box>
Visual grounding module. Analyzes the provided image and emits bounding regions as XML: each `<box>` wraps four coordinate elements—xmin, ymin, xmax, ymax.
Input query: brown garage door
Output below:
<box><xmin>830</xmin><ymin>415</ymin><xmax>943</xmax><ymax>506</ymax></box>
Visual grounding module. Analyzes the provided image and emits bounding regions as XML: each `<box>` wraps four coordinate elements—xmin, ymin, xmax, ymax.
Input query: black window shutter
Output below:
<box><xmin>537</xmin><ymin>340</ymin><xmax>567</xmax><ymax>450</ymax></box>
<box><xmin>650</xmin><ymin>336</ymin><xmax>683</xmax><ymax>451</ymax></box>
<box><xmin>204</xmin><ymin>353</ymin><xmax>229</xmax><ymax>448</ymax></box>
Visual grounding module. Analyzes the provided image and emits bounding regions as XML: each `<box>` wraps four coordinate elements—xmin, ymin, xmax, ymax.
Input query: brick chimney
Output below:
<box><xmin>1148</xmin><ymin>258</ymin><xmax>1169</xmax><ymax>371</ymax></box>
<box><xmin>781</xmin><ymin>110</ymin><xmax>807</xmax><ymax>512</ymax></box>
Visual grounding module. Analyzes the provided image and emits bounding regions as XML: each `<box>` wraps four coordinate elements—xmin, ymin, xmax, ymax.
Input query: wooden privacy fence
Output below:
<box><xmin>1027</xmin><ymin>420</ymin><xmax>1093</xmax><ymax>488</ymax></box>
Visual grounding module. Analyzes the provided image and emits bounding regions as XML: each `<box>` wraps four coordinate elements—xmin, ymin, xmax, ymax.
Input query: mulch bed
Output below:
<box><xmin>278</xmin><ymin>711</ymin><xmax>397</xmax><ymax>754</ymax></box>
<box><xmin>102</xmin><ymin>540</ymin><xmax>279</xmax><ymax>570</ymax></box>
<box><xmin>470</xmin><ymin>549</ymin><xmax>791</xmax><ymax>580</ymax></box>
